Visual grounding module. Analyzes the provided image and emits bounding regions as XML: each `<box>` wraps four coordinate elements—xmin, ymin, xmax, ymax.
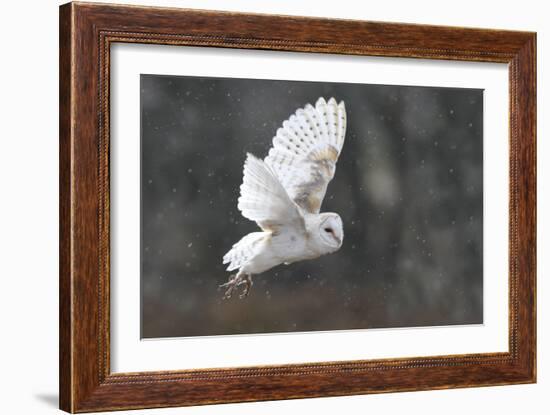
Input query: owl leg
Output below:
<box><xmin>219</xmin><ymin>271</ymin><xmax>244</xmax><ymax>299</ymax></box>
<box><xmin>219</xmin><ymin>272</ymin><xmax>253</xmax><ymax>299</ymax></box>
<box><xmin>237</xmin><ymin>274</ymin><xmax>253</xmax><ymax>299</ymax></box>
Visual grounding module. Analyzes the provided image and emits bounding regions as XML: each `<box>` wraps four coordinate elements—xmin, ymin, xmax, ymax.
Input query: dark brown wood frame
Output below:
<box><xmin>59</xmin><ymin>2</ymin><xmax>536</xmax><ymax>412</ymax></box>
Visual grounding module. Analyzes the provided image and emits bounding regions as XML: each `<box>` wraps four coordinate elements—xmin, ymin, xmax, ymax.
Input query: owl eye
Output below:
<box><xmin>324</xmin><ymin>227</ymin><xmax>332</xmax><ymax>233</ymax></box>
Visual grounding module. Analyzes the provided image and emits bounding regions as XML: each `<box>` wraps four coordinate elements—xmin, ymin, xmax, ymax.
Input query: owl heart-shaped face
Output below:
<box><xmin>319</xmin><ymin>214</ymin><xmax>344</xmax><ymax>249</ymax></box>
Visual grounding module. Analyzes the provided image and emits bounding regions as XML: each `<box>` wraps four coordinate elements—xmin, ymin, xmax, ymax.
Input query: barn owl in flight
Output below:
<box><xmin>221</xmin><ymin>97</ymin><xmax>347</xmax><ymax>299</ymax></box>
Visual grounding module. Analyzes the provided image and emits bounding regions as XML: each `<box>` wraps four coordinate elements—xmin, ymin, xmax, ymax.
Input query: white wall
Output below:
<box><xmin>1</xmin><ymin>0</ymin><xmax>546</xmax><ymax>414</ymax></box>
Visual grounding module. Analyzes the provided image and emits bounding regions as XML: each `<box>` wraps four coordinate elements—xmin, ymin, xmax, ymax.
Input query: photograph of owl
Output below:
<box><xmin>222</xmin><ymin>97</ymin><xmax>347</xmax><ymax>299</ymax></box>
<box><xmin>141</xmin><ymin>74</ymin><xmax>484</xmax><ymax>338</ymax></box>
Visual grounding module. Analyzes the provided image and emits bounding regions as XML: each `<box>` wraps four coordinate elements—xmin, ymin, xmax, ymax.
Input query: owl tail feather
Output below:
<box><xmin>222</xmin><ymin>231</ymin><xmax>266</xmax><ymax>272</ymax></box>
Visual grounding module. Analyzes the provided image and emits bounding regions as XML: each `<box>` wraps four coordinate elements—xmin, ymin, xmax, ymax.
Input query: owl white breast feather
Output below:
<box><xmin>220</xmin><ymin>97</ymin><xmax>347</xmax><ymax>299</ymax></box>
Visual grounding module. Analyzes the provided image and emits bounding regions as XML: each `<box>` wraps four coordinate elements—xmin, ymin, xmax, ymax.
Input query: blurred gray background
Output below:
<box><xmin>140</xmin><ymin>74</ymin><xmax>483</xmax><ymax>338</ymax></box>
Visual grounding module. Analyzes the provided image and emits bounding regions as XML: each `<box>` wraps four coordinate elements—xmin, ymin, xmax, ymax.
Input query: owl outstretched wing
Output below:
<box><xmin>237</xmin><ymin>153</ymin><xmax>305</xmax><ymax>233</ymax></box>
<box><xmin>264</xmin><ymin>97</ymin><xmax>347</xmax><ymax>214</ymax></box>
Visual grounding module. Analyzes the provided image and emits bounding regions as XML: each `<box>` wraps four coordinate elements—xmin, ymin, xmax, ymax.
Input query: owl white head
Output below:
<box><xmin>317</xmin><ymin>212</ymin><xmax>344</xmax><ymax>252</ymax></box>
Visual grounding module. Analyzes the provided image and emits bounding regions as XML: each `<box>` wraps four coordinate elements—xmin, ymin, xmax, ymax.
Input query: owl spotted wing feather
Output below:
<box><xmin>264</xmin><ymin>97</ymin><xmax>347</xmax><ymax>214</ymax></box>
<box><xmin>237</xmin><ymin>153</ymin><xmax>304</xmax><ymax>233</ymax></box>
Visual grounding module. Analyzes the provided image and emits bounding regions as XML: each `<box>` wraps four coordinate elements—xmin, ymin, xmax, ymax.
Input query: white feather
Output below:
<box><xmin>237</xmin><ymin>153</ymin><xmax>303</xmax><ymax>232</ymax></box>
<box><xmin>265</xmin><ymin>97</ymin><xmax>346</xmax><ymax>213</ymax></box>
<box><xmin>223</xmin><ymin>232</ymin><xmax>266</xmax><ymax>271</ymax></box>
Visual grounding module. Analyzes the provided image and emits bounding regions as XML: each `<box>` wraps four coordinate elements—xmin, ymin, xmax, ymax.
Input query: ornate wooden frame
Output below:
<box><xmin>59</xmin><ymin>2</ymin><xmax>536</xmax><ymax>412</ymax></box>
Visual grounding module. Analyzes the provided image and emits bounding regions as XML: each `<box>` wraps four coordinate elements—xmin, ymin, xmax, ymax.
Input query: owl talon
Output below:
<box><xmin>238</xmin><ymin>275</ymin><xmax>253</xmax><ymax>299</ymax></box>
<box><xmin>219</xmin><ymin>273</ymin><xmax>252</xmax><ymax>299</ymax></box>
<box><xmin>219</xmin><ymin>274</ymin><xmax>238</xmax><ymax>299</ymax></box>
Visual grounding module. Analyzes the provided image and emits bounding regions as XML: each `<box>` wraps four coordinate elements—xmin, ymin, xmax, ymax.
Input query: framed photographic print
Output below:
<box><xmin>59</xmin><ymin>2</ymin><xmax>536</xmax><ymax>412</ymax></box>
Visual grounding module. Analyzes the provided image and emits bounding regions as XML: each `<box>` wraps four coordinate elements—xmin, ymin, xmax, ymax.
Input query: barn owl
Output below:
<box><xmin>221</xmin><ymin>97</ymin><xmax>347</xmax><ymax>299</ymax></box>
